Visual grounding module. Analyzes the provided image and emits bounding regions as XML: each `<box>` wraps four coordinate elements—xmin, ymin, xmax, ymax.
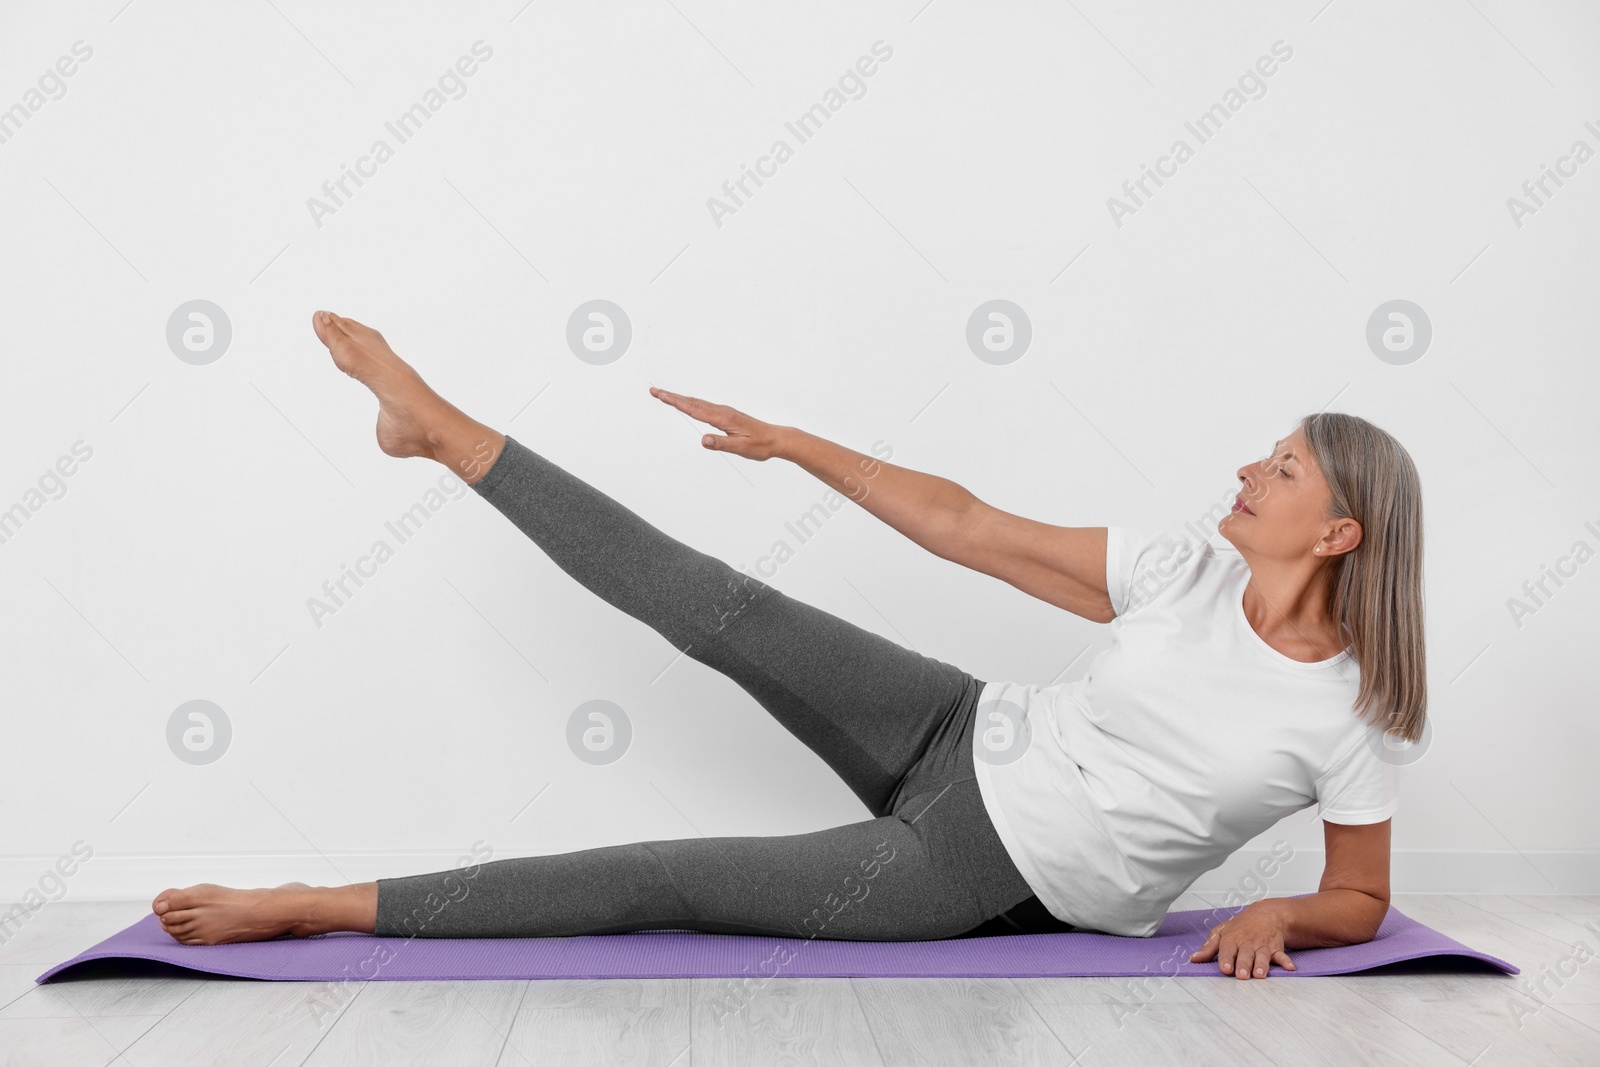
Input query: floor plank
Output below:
<box><xmin>0</xmin><ymin>966</ymin><xmax>45</xmax><ymax>1014</ymax></box>
<box><xmin>694</xmin><ymin>977</ymin><xmax>884</xmax><ymax>1066</ymax></box>
<box><xmin>499</xmin><ymin>979</ymin><xmax>693</xmax><ymax>1066</ymax></box>
<box><xmin>1011</xmin><ymin>973</ymin><xmax>1197</xmax><ymax>1008</ymax></box>
<box><xmin>1183</xmin><ymin>974</ymin><xmax>1465</xmax><ymax>1065</ymax></box>
<box><xmin>303</xmin><ymin>980</ymin><xmax>526</xmax><ymax>1066</ymax></box>
<box><xmin>1552</xmin><ymin>1001</ymin><xmax>1600</xmax><ymax>1036</ymax></box>
<box><xmin>849</xmin><ymin>977</ymin><xmax>1081</xmax><ymax>1065</ymax></box>
<box><xmin>1028</xmin><ymin>1000</ymin><xmax>1276</xmax><ymax>1067</ymax></box>
<box><xmin>0</xmin><ymin>903</ymin><xmax>141</xmax><ymax>968</ymax></box>
<box><xmin>0</xmin><ymin>962</ymin><xmax>207</xmax><ymax>1020</ymax></box>
<box><xmin>1342</xmin><ymin>970</ymin><xmax>1600</xmax><ymax>1066</ymax></box>
<box><xmin>111</xmin><ymin>978</ymin><xmax>365</xmax><ymax>1066</ymax></box>
<box><xmin>0</xmin><ymin>1014</ymin><xmax>163</xmax><ymax>1067</ymax></box>
<box><xmin>1455</xmin><ymin>895</ymin><xmax>1600</xmax><ymax>916</ymax></box>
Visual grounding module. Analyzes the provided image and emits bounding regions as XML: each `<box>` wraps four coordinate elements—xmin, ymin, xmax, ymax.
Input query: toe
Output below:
<box><xmin>162</xmin><ymin>885</ymin><xmax>211</xmax><ymax>911</ymax></box>
<box><xmin>312</xmin><ymin>310</ymin><xmax>348</xmax><ymax>346</ymax></box>
<box><xmin>333</xmin><ymin>314</ymin><xmax>381</xmax><ymax>343</ymax></box>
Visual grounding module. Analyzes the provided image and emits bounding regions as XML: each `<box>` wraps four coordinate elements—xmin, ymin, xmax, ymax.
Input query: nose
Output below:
<box><xmin>1237</xmin><ymin>459</ymin><xmax>1269</xmax><ymax>501</ymax></box>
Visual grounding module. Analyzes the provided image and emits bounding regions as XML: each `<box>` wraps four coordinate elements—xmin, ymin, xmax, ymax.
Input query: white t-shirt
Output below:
<box><xmin>971</xmin><ymin>524</ymin><xmax>1399</xmax><ymax>937</ymax></box>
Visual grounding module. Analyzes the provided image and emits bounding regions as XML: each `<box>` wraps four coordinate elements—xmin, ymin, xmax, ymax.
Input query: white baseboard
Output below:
<box><xmin>2</xmin><ymin>849</ymin><xmax>1598</xmax><ymax>904</ymax></box>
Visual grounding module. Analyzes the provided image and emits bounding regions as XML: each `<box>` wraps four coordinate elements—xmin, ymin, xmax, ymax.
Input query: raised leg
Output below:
<box><xmin>310</xmin><ymin>309</ymin><xmax>982</xmax><ymax>818</ymax></box>
<box><xmin>469</xmin><ymin>434</ymin><xmax>981</xmax><ymax>816</ymax></box>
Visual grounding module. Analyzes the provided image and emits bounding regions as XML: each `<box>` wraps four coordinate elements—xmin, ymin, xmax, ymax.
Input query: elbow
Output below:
<box><xmin>1352</xmin><ymin>892</ymin><xmax>1391</xmax><ymax>943</ymax></box>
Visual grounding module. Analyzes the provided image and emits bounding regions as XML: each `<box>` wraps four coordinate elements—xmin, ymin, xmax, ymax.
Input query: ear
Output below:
<box><xmin>1322</xmin><ymin>516</ymin><xmax>1362</xmax><ymax>556</ymax></box>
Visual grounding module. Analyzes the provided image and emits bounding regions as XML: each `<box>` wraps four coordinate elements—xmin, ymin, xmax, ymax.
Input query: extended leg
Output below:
<box><xmin>469</xmin><ymin>434</ymin><xmax>980</xmax><ymax>816</ymax></box>
<box><xmin>154</xmin><ymin>777</ymin><xmax>1007</xmax><ymax>945</ymax></box>
<box><xmin>309</xmin><ymin>309</ymin><xmax>980</xmax><ymax>817</ymax></box>
<box><xmin>151</xmin><ymin>643</ymin><xmax>1054</xmax><ymax>946</ymax></box>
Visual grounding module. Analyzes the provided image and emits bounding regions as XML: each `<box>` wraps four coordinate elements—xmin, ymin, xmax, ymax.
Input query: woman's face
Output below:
<box><xmin>1220</xmin><ymin>426</ymin><xmax>1338</xmax><ymax>559</ymax></box>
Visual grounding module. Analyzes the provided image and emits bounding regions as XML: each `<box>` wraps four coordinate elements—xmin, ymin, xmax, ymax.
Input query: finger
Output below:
<box><xmin>651</xmin><ymin>388</ymin><xmax>728</xmax><ymax>427</ymax></box>
<box><xmin>1250</xmin><ymin>946</ymin><xmax>1274</xmax><ymax>980</ymax></box>
<box><xmin>1216</xmin><ymin>939</ymin><xmax>1237</xmax><ymax>975</ymax></box>
<box><xmin>681</xmin><ymin>393</ymin><xmax>736</xmax><ymax>423</ymax></box>
<box><xmin>1189</xmin><ymin>930</ymin><xmax>1219</xmax><ymax>962</ymax></box>
<box><xmin>649</xmin><ymin>387</ymin><xmax>693</xmax><ymax>419</ymax></box>
<box><xmin>1272</xmin><ymin>949</ymin><xmax>1295</xmax><ymax>972</ymax></box>
<box><xmin>653</xmin><ymin>387</ymin><xmax>706</xmax><ymax>413</ymax></box>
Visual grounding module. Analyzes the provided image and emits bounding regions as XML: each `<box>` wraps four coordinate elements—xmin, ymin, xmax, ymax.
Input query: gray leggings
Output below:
<box><xmin>373</xmin><ymin>435</ymin><xmax>1072</xmax><ymax>941</ymax></box>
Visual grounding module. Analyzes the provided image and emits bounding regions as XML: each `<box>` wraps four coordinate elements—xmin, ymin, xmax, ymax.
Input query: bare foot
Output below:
<box><xmin>311</xmin><ymin>310</ymin><xmax>449</xmax><ymax>460</ymax></box>
<box><xmin>151</xmin><ymin>882</ymin><xmax>317</xmax><ymax>945</ymax></box>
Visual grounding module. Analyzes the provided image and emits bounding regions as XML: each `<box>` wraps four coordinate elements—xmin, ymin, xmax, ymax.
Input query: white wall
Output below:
<box><xmin>2</xmin><ymin>0</ymin><xmax>1596</xmax><ymax>908</ymax></box>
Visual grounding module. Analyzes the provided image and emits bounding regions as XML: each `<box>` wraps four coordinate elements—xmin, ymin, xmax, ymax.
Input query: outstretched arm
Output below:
<box><xmin>649</xmin><ymin>387</ymin><xmax>1116</xmax><ymax>623</ymax></box>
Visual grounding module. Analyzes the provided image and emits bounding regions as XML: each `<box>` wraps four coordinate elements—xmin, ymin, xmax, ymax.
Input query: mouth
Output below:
<box><xmin>1233</xmin><ymin>496</ymin><xmax>1255</xmax><ymax>516</ymax></box>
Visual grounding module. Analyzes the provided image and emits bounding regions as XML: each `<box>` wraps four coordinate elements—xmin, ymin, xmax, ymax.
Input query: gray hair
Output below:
<box><xmin>1299</xmin><ymin>412</ymin><xmax>1427</xmax><ymax>744</ymax></box>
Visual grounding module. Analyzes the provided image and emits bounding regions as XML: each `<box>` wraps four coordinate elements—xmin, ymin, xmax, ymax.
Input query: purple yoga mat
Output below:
<box><xmin>37</xmin><ymin>903</ymin><xmax>1516</xmax><ymax>984</ymax></box>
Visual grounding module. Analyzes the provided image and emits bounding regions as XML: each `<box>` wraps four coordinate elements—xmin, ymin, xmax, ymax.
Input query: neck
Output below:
<box><xmin>1239</xmin><ymin>553</ymin><xmax>1345</xmax><ymax>658</ymax></box>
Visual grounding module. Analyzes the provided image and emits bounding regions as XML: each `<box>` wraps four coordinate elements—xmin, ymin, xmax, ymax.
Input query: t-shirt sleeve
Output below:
<box><xmin>1315</xmin><ymin>730</ymin><xmax>1400</xmax><ymax>824</ymax></box>
<box><xmin>1104</xmin><ymin>526</ymin><xmax>1193</xmax><ymax>619</ymax></box>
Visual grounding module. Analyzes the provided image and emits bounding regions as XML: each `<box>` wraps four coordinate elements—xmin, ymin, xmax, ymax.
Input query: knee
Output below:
<box><xmin>702</xmin><ymin>569</ymin><xmax>776</xmax><ymax>640</ymax></box>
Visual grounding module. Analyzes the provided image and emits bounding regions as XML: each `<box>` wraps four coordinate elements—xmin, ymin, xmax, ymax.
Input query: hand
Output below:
<box><xmin>1189</xmin><ymin>901</ymin><xmax>1297</xmax><ymax>980</ymax></box>
<box><xmin>649</xmin><ymin>387</ymin><xmax>786</xmax><ymax>461</ymax></box>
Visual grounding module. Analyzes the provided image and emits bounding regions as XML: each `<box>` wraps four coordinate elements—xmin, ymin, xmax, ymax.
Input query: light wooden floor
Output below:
<box><xmin>2</xmin><ymin>893</ymin><xmax>1598</xmax><ymax>1066</ymax></box>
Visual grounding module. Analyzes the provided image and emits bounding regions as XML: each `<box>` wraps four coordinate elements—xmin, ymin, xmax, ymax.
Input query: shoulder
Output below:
<box><xmin>1313</xmin><ymin>718</ymin><xmax>1401</xmax><ymax>824</ymax></box>
<box><xmin>1107</xmin><ymin>524</ymin><xmax>1228</xmax><ymax>618</ymax></box>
